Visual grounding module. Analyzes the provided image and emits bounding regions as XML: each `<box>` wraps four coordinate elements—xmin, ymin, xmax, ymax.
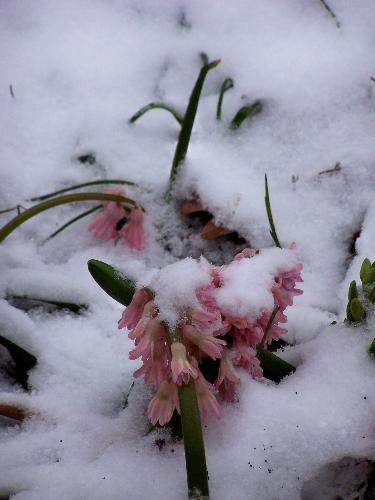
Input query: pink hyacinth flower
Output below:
<box><xmin>118</xmin><ymin>288</ymin><xmax>152</xmax><ymax>330</ymax></box>
<box><xmin>234</xmin><ymin>248</ymin><xmax>256</xmax><ymax>261</ymax></box>
<box><xmin>216</xmin><ymin>349</ymin><xmax>240</xmax><ymax>402</ymax></box>
<box><xmin>129</xmin><ymin>318</ymin><xmax>167</xmax><ymax>360</ymax></box>
<box><xmin>88</xmin><ymin>187</ymin><xmax>126</xmax><ymax>239</ymax></box>
<box><xmin>147</xmin><ymin>378</ymin><xmax>180</xmax><ymax>426</ymax></box>
<box><xmin>170</xmin><ymin>342</ymin><xmax>198</xmax><ymax>385</ymax></box>
<box><xmin>233</xmin><ymin>344</ymin><xmax>263</xmax><ymax>379</ymax></box>
<box><xmin>119</xmin><ymin>207</ymin><xmax>145</xmax><ymax>251</ymax></box>
<box><xmin>272</xmin><ymin>264</ymin><xmax>303</xmax><ymax>310</ymax></box>
<box><xmin>182</xmin><ymin>325</ymin><xmax>226</xmax><ymax>360</ymax></box>
<box><xmin>134</xmin><ymin>336</ymin><xmax>171</xmax><ymax>388</ymax></box>
<box><xmin>194</xmin><ymin>371</ymin><xmax>221</xmax><ymax>421</ymax></box>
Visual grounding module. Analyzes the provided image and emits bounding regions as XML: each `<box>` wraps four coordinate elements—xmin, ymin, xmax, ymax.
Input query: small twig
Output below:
<box><xmin>318</xmin><ymin>162</ymin><xmax>341</xmax><ymax>176</ymax></box>
<box><xmin>216</xmin><ymin>78</ymin><xmax>234</xmax><ymax>120</ymax></box>
<box><xmin>0</xmin><ymin>204</ymin><xmax>26</xmax><ymax>215</ymax></box>
<box><xmin>264</xmin><ymin>174</ymin><xmax>281</xmax><ymax>248</ymax></box>
<box><xmin>318</xmin><ymin>0</ymin><xmax>340</xmax><ymax>28</ymax></box>
<box><xmin>129</xmin><ymin>102</ymin><xmax>184</xmax><ymax>126</ymax></box>
<box><xmin>9</xmin><ymin>84</ymin><xmax>15</xmax><ymax>99</ymax></box>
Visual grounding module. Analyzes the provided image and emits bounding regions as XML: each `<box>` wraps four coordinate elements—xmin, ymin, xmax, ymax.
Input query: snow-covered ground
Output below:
<box><xmin>0</xmin><ymin>1</ymin><xmax>374</xmax><ymax>498</ymax></box>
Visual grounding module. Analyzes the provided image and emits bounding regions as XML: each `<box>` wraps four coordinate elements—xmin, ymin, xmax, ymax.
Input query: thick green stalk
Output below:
<box><xmin>30</xmin><ymin>179</ymin><xmax>136</xmax><ymax>202</ymax></box>
<box><xmin>129</xmin><ymin>102</ymin><xmax>184</xmax><ymax>126</ymax></box>
<box><xmin>216</xmin><ymin>78</ymin><xmax>234</xmax><ymax>120</ymax></box>
<box><xmin>166</xmin><ymin>58</ymin><xmax>220</xmax><ymax>201</ymax></box>
<box><xmin>178</xmin><ymin>379</ymin><xmax>210</xmax><ymax>500</ymax></box>
<box><xmin>0</xmin><ymin>193</ymin><xmax>135</xmax><ymax>243</ymax></box>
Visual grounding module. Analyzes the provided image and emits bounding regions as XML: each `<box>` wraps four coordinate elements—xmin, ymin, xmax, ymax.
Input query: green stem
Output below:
<box><xmin>44</xmin><ymin>205</ymin><xmax>101</xmax><ymax>241</ymax></box>
<box><xmin>129</xmin><ymin>102</ymin><xmax>184</xmax><ymax>126</ymax></box>
<box><xmin>166</xmin><ymin>58</ymin><xmax>220</xmax><ymax>201</ymax></box>
<box><xmin>265</xmin><ymin>174</ymin><xmax>281</xmax><ymax>248</ymax></box>
<box><xmin>178</xmin><ymin>379</ymin><xmax>210</xmax><ymax>500</ymax></box>
<box><xmin>229</xmin><ymin>100</ymin><xmax>263</xmax><ymax>130</ymax></box>
<box><xmin>0</xmin><ymin>193</ymin><xmax>135</xmax><ymax>243</ymax></box>
<box><xmin>216</xmin><ymin>78</ymin><xmax>234</xmax><ymax>120</ymax></box>
<box><xmin>29</xmin><ymin>179</ymin><xmax>137</xmax><ymax>202</ymax></box>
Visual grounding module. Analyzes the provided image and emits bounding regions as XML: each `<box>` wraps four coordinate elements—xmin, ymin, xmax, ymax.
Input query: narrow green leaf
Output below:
<box><xmin>44</xmin><ymin>205</ymin><xmax>101</xmax><ymax>241</ymax></box>
<box><xmin>318</xmin><ymin>0</ymin><xmax>340</xmax><ymax>28</ymax></box>
<box><xmin>229</xmin><ymin>100</ymin><xmax>263</xmax><ymax>130</ymax></box>
<box><xmin>360</xmin><ymin>259</ymin><xmax>371</xmax><ymax>281</ymax></box>
<box><xmin>30</xmin><ymin>179</ymin><xmax>137</xmax><ymax>202</ymax></box>
<box><xmin>349</xmin><ymin>298</ymin><xmax>366</xmax><ymax>323</ymax></box>
<box><xmin>0</xmin><ymin>335</ymin><xmax>37</xmax><ymax>389</ymax></box>
<box><xmin>200</xmin><ymin>52</ymin><xmax>209</xmax><ymax>66</ymax></box>
<box><xmin>8</xmin><ymin>295</ymin><xmax>87</xmax><ymax>314</ymax></box>
<box><xmin>0</xmin><ymin>192</ymin><xmax>135</xmax><ymax>243</ymax></box>
<box><xmin>178</xmin><ymin>379</ymin><xmax>210</xmax><ymax>500</ymax></box>
<box><xmin>257</xmin><ymin>348</ymin><xmax>295</xmax><ymax>383</ymax></box>
<box><xmin>369</xmin><ymin>338</ymin><xmax>375</xmax><ymax>357</ymax></box>
<box><xmin>264</xmin><ymin>174</ymin><xmax>281</xmax><ymax>248</ymax></box>
<box><xmin>87</xmin><ymin>259</ymin><xmax>136</xmax><ymax>306</ymax></box>
<box><xmin>166</xmin><ymin>57</ymin><xmax>221</xmax><ymax>201</ymax></box>
<box><xmin>129</xmin><ymin>102</ymin><xmax>183</xmax><ymax>126</ymax></box>
<box><xmin>216</xmin><ymin>78</ymin><xmax>234</xmax><ymax>120</ymax></box>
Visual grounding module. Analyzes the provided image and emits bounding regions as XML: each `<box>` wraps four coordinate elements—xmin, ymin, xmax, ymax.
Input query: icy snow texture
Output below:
<box><xmin>0</xmin><ymin>1</ymin><xmax>375</xmax><ymax>499</ymax></box>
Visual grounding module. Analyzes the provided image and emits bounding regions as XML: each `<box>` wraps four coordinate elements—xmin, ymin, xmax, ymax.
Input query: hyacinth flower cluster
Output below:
<box><xmin>88</xmin><ymin>187</ymin><xmax>145</xmax><ymax>250</ymax></box>
<box><xmin>118</xmin><ymin>247</ymin><xmax>303</xmax><ymax>426</ymax></box>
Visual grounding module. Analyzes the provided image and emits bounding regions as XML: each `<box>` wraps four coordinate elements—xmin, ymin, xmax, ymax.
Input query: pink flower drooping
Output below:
<box><xmin>119</xmin><ymin>207</ymin><xmax>145</xmax><ymax>251</ymax></box>
<box><xmin>88</xmin><ymin>187</ymin><xmax>126</xmax><ymax>239</ymax></box>
<box><xmin>118</xmin><ymin>246</ymin><xmax>303</xmax><ymax>426</ymax></box>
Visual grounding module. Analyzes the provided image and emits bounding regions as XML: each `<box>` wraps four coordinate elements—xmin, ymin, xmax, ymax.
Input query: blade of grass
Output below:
<box><xmin>44</xmin><ymin>205</ymin><xmax>101</xmax><ymax>241</ymax></box>
<box><xmin>216</xmin><ymin>78</ymin><xmax>234</xmax><ymax>120</ymax></box>
<box><xmin>166</xmin><ymin>57</ymin><xmax>221</xmax><ymax>201</ymax></box>
<box><xmin>265</xmin><ymin>174</ymin><xmax>281</xmax><ymax>248</ymax></box>
<box><xmin>129</xmin><ymin>102</ymin><xmax>183</xmax><ymax>126</ymax></box>
<box><xmin>30</xmin><ymin>179</ymin><xmax>137</xmax><ymax>202</ymax></box>
<box><xmin>229</xmin><ymin>100</ymin><xmax>263</xmax><ymax>130</ymax></box>
<box><xmin>0</xmin><ymin>192</ymin><xmax>135</xmax><ymax>243</ymax></box>
<box><xmin>318</xmin><ymin>0</ymin><xmax>340</xmax><ymax>28</ymax></box>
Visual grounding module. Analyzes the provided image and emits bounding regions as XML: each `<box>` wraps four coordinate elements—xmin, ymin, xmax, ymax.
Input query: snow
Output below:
<box><xmin>0</xmin><ymin>1</ymin><xmax>375</xmax><ymax>499</ymax></box>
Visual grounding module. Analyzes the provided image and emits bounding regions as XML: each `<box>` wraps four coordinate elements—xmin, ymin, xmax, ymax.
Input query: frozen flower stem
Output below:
<box><xmin>0</xmin><ymin>192</ymin><xmax>135</xmax><ymax>243</ymax></box>
<box><xmin>129</xmin><ymin>102</ymin><xmax>184</xmax><ymax>126</ymax></box>
<box><xmin>166</xmin><ymin>57</ymin><xmax>220</xmax><ymax>201</ymax></box>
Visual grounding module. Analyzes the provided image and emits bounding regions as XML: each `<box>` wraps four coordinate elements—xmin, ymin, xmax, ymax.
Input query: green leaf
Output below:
<box><xmin>359</xmin><ymin>258</ymin><xmax>375</xmax><ymax>285</ymax></box>
<box><xmin>178</xmin><ymin>379</ymin><xmax>210</xmax><ymax>500</ymax></box>
<box><xmin>87</xmin><ymin>259</ymin><xmax>136</xmax><ymax>306</ymax></box>
<box><xmin>264</xmin><ymin>174</ymin><xmax>281</xmax><ymax>248</ymax></box>
<box><xmin>369</xmin><ymin>338</ymin><xmax>375</xmax><ymax>357</ymax></box>
<box><xmin>0</xmin><ymin>335</ymin><xmax>37</xmax><ymax>389</ymax></box>
<box><xmin>8</xmin><ymin>295</ymin><xmax>87</xmax><ymax>314</ymax></box>
<box><xmin>348</xmin><ymin>280</ymin><xmax>358</xmax><ymax>301</ymax></box>
<box><xmin>0</xmin><ymin>192</ymin><xmax>135</xmax><ymax>244</ymax></box>
<box><xmin>368</xmin><ymin>287</ymin><xmax>375</xmax><ymax>304</ymax></box>
<box><xmin>349</xmin><ymin>298</ymin><xmax>366</xmax><ymax>323</ymax></box>
<box><xmin>257</xmin><ymin>348</ymin><xmax>295</xmax><ymax>383</ymax></box>
<box><xmin>166</xmin><ymin>56</ymin><xmax>220</xmax><ymax>201</ymax></box>
<box><xmin>129</xmin><ymin>102</ymin><xmax>184</xmax><ymax>126</ymax></box>
<box><xmin>216</xmin><ymin>77</ymin><xmax>234</xmax><ymax>120</ymax></box>
<box><xmin>30</xmin><ymin>179</ymin><xmax>137</xmax><ymax>202</ymax></box>
<box><xmin>229</xmin><ymin>100</ymin><xmax>263</xmax><ymax>130</ymax></box>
